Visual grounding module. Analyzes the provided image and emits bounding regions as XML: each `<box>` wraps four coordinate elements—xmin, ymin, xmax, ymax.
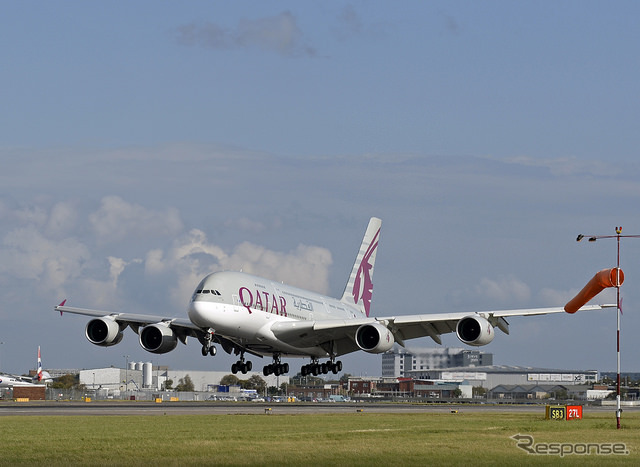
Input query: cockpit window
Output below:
<box><xmin>196</xmin><ymin>289</ymin><xmax>222</xmax><ymax>295</ymax></box>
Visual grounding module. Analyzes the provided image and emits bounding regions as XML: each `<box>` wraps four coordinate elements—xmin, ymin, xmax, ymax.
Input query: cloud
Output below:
<box><xmin>143</xmin><ymin>228</ymin><xmax>333</xmax><ymax>307</ymax></box>
<box><xmin>108</xmin><ymin>256</ymin><xmax>142</xmax><ymax>289</ymax></box>
<box><xmin>0</xmin><ymin>225</ymin><xmax>90</xmax><ymax>294</ymax></box>
<box><xmin>176</xmin><ymin>11</ymin><xmax>317</xmax><ymax>57</ymax></box>
<box><xmin>46</xmin><ymin>201</ymin><xmax>78</xmax><ymax>238</ymax></box>
<box><xmin>89</xmin><ymin>196</ymin><xmax>183</xmax><ymax>244</ymax></box>
<box><xmin>223</xmin><ymin>217</ymin><xmax>267</xmax><ymax>234</ymax></box>
<box><xmin>473</xmin><ymin>275</ymin><xmax>532</xmax><ymax>305</ymax></box>
<box><xmin>224</xmin><ymin>242</ymin><xmax>332</xmax><ymax>293</ymax></box>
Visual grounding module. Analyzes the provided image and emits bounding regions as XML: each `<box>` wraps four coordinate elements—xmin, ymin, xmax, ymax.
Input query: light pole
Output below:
<box><xmin>577</xmin><ymin>226</ymin><xmax>640</xmax><ymax>429</ymax></box>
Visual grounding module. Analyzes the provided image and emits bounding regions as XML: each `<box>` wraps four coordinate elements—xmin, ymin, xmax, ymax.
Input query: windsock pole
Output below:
<box><xmin>615</xmin><ymin>229</ymin><xmax>621</xmax><ymax>430</ymax></box>
<box><xmin>575</xmin><ymin>226</ymin><xmax>640</xmax><ymax>430</ymax></box>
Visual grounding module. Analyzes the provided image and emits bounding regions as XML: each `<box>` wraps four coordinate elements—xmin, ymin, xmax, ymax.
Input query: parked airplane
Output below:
<box><xmin>55</xmin><ymin>218</ymin><xmax>612</xmax><ymax>377</ymax></box>
<box><xmin>0</xmin><ymin>346</ymin><xmax>52</xmax><ymax>388</ymax></box>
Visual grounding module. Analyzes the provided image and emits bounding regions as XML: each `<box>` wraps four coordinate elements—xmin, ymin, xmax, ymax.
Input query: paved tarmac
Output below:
<box><xmin>0</xmin><ymin>401</ymin><xmax>632</xmax><ymax>416</ymax></box>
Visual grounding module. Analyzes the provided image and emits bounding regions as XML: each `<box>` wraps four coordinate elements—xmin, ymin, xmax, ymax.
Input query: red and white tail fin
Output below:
<box><xmin>37</xmin><ymin>346</ymin><xmax>43</xmax><ymax>381</ymax></box>
<box><xmin>340</xmin><ymin>217</ymin><xmax>382</xmax><ymax>317</ymax></box>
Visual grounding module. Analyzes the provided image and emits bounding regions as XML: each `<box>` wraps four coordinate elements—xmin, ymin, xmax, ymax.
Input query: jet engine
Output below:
<box><xmin>355</xmin><ymin>323</ymin><xmax>395</xmax><ymax>353</ymax></box>
<box><xmin>85</xmin><ymin>317</ymin><xmax>124</xmax><ymax>347</ymax></box>
<box><xmin>456</xmin><ymin>315</ymin><xmax>494</xmax><ymax>346</ymax></box>
<box><xmin>139</xmin><ymin>323</ymin><xmax>178</xmax><ymax>354</ymax></box>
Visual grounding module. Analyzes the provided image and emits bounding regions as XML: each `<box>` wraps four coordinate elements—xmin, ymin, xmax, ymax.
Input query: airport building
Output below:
<box><xmin>347</xmin><ymin>365</ymin><xmax>599</xmax><ymax>400</ymax></box>
<box><xmin>404</xmin><ymin>364</ymin><xmax>598</xmax><ymax>389</ymax></box>
<box><xmin>382</xmin><ymin>346</ymin><xmax>493</xmax><ymax>377</ymax></box>
<box><xmin>78</xmin><ymin>363</ymin><xmax>288</xmax><ymax>395</ymax></box>
<box><xmin>348</xmin><ymin>376</ymin><xmax>473</xmax><ymax>399</ymax></box>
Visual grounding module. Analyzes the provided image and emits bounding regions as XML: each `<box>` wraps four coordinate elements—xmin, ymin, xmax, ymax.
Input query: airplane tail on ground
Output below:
<box><xmin>36</xmin><ymin>346</ymin><xmax>43</xmax><ymax>381</ymax></box>
<box><xmin>340</xmin><ymin>217</ymin><xmax>382</xmax><ymax>317</ymax></box>
<box><xmin>34</xmin><ymin>346</ymin><xmax>51</xmax><ymax>383</ymax></box>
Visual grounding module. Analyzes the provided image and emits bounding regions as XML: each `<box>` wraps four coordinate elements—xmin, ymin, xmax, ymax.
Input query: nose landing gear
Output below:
<box><xmin>201</xmin><ymin>329</ymin><xmax>217</xmax><ymax>356</ymax></box>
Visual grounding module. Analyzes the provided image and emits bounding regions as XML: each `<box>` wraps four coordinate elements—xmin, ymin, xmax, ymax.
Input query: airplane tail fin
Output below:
<box><xmin>33</xmin><ymin>346</ymin><xmax>51</xmax><ymax>383</ymax></box>
<box><xmin>36</xmin><ymin>346</ymin><xmax>43</xmax><ymax>381</ymax></box>
<box><xmin>340</xmin><ymin>217</ymin><xmax>382</xmax><ymax>317</ymax></box>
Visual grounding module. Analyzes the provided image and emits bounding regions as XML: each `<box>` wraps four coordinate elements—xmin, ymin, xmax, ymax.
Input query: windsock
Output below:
<box><xmin>564</xmin><ymin>268</ymin><xmax>624</xmax><ymax>314</ymax></box>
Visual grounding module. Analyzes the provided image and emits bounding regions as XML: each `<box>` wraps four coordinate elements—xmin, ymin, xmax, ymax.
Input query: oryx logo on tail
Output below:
<box><xmin>352</xmin><ymin>227</ymin><xmax>380</xmax><ymax>317</ymax></box>
<box><xmin>341</xmin><ymin>218</ymin><xmax>382</xmax><ymax>317</ymax></box>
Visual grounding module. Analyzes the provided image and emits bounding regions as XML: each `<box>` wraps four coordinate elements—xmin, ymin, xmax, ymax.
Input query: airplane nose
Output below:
<box><xmin>188</xmin><ymin>300</ymin><xmax>210</xmax><ymax>327</ymax></box>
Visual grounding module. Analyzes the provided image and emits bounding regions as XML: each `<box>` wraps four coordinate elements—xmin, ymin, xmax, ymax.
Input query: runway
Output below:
<box><xmin>0</xmin><ymin>400</ymin><xmax>628</xmax><ymax>416</ymax></box>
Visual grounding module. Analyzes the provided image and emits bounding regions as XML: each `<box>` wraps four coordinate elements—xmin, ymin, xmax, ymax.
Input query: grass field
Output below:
<box><xmin>1</xmin><ymin>410</ymin><xmax>638</xmax><ymax>465</ymax></box>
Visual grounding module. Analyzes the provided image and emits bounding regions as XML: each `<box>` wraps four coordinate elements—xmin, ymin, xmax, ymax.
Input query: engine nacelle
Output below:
<box><xmin>355</xmin><ymin>322</ymin><xmax>395</xmax><ymax>353</ymax></box>
<box><xmin>85</xmin><ymin>317</ymin><xmax>124</xmax><ymax>347</ymax></box>
<box><xmin>139</xmin><ymin>323</ymin><xmax>178</xmax><ymax>354</ymax></box>
<box><xmin>456</xmin><ymin>315</ymin><xmax>495</xmax><ymax>346</ymax></box>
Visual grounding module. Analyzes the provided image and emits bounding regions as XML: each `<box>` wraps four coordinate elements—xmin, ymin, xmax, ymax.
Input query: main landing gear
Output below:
<box><xmin>263</xmin><ymin>355</ymin><xmax>289</xmax><ymax>376</ymax></box>
<box><xmin>301</xmin><ymin>358</ymin><xmax>342</xmax><ymax>376</ymax></box>
<box><xmin>231</xmin><ymin>352</ymin><xmax>252</xmax><ymax>374</ymax></box>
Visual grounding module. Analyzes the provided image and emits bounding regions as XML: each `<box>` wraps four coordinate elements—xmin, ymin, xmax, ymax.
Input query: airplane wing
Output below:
<box><xmin>56</xmin><ymin>304</ymin><xmax>201</xmax><ymax>334</ymax></box>
<box><xmin>380</xmin><ymin>304</ymin><xmax>613</xmax><ymax>343</ymax></box>
<box><xmin>270</xmin><ymin>304</ymin><xmax>614</xmax><ymax>355</ymax></box>
<box><xmin>55</xmin><ymin>303</ymin><xmax>263</xmax><ymax>357</ymax></box>
<box><xmin>57</xmin><ymin>301</ymin><xmax>614</xmax><ymax>360</ymax></box>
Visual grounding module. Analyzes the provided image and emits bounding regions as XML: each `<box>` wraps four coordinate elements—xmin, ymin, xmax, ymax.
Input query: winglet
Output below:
<box><xmin>57</xmin><ymin>299</ymin><xmax>67</xmax><ymax>315</ymax></box>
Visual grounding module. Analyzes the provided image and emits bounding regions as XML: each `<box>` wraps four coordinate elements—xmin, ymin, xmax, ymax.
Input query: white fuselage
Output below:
<box><xmin>187</xmin><ymin>271</ymin><xmax>361</xmax><ymax>357</ymax></box>
<box><xmin>0</xmin><ymin>375</ymin><xmax>43</xmax><ymax>388</ymax></box>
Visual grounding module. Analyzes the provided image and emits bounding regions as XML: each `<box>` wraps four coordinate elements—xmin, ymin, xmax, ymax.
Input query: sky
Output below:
<box><xmin>1</xmin><ymin>1</ymin><xmax>640</xmax><ymax>378</ymax></box>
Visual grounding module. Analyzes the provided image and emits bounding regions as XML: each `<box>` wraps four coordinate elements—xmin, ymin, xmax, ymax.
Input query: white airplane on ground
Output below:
<box><xmin>0</xmin><ymin>346</ymin><xmax>52</xmax><ymax>388</ymax></box>
<box><xmin>55</xmin><ymin>218</ymin><xmax>611</xmax><ymax>377</ymax></box>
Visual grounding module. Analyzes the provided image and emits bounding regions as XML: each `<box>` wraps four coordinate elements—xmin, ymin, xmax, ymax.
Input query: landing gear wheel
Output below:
<box><xmin>263</xmin><ymin>359</ymin><xmax>289</xmax><ymax>376</ymax></box>
<box><xmin>209</xmin><ymin>346</ymin><xmax>217</xmax><ymax>356</ymax></box>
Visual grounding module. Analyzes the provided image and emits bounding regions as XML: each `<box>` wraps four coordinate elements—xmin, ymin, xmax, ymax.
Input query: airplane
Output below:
<box><xmin>0</xmin><ymin>346</ymin><xmax>52</xmax><ymax>388</ymax></box>
<box><xmin>55</xmin><ymin>217</ymin><xmax>613</xmax><ymax>377</ymax></box>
